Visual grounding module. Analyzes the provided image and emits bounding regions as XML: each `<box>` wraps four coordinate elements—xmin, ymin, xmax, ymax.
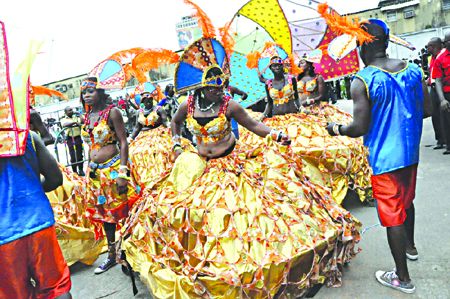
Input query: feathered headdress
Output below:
<box><xmin>219</xmin><ymin>21</ymin><xmax>236</xmax><ymax>57</ymax></box>
<box><xmin>317</xmin><ymin>3</ymin><xmax>374</xmax><ymax>45</ymax></box>
<box><xmin>174</xmin><ymin>37</ymin><xmax>230</xmax><ymax>93</ymax></box>
<box><xmin>245</xmin><ymin>42</ymin><xmax>301</xmax><ymax>75</ymax></box>
<box><xmin>131</xmin><ymin>49</ymin><xmax>180</xmax><ymax>84</ymax></box>
<box><xmin>108</xmin><ymin>48</ymin><xmax>147</xmax><ymax>82</ymax></box>
<box><xmin>133</xmin><ymin>82</ymin><xmax>163</xmax><ymax>105</ymax></box>
<box><xmin>87</xmin><ymin>59</ymin><xmax>126</xmax><ymax>90</ymax></box>
<box><xmin>30</xmin><ymin>85</ymin><xmax>68</xmax><ymax>106</ymax></box>
<box><xmin>184</xmin><ymin>0</ymin><xmax>216</xmax><ymax>38</ymax></box>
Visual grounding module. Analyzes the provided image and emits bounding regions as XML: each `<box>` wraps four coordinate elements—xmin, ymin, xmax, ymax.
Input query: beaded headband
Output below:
<box><xmin>201</xmin><ymin>65</ymin><xmax>227</xmax><ymax>88</ymax></box>
<box><xmin>80</xmin><ymin>80</ymin><xmax>97</xmax><ymax>91</ymax></box>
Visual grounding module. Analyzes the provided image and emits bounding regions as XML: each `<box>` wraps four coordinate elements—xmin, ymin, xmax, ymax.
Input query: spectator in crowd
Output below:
<box><xmin>427</xmin><ymin>37</ymin><xmax>446</xmax><ymax>149</ymax></box>
<box><xmin>61</xmin><ymin>106</ymin><xmax>85</xmax><ymax>176</ymax></box>
<box><xmin>432</xmin><ymin>32</ymin><xmax>450</xmax><ymax>155</ymax></box>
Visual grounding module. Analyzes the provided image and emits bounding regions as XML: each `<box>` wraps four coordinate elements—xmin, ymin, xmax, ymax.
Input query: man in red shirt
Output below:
<box><xmin>432</xmin><ymin>32</ymin><xmax>450</xmax><ymax>155</ymax></box>
<box><xmin>427</xmin><ymin>38</ymin><xmax>445</xmax><ymax>149</ymax></box>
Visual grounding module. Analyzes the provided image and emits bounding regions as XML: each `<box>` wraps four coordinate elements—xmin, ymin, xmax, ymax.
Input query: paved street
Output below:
<box><xmin>69</xmin><ymin>100</ymin><xmax>450</xmax><ymax>298</ymax></box>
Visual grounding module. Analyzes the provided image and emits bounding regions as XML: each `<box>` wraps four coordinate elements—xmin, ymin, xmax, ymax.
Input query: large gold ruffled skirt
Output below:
<box><xmin>122</xmin><ymin>138</ymin><xmax>360</xmax><ymax>298</ymax></box>
<box><xmin>47</xmin><ymin>166</ymin><xmax>105</xmax><ymax>266</ymax></box>
<box><xmin>129</xmin><ymin>127</ymin><xmax>194</xmax><ymax>189</ymax></box>
<box><xmin>240</xmin><ymin>103</ymin><xmax>371</xmax><ymax>204</ymax></box>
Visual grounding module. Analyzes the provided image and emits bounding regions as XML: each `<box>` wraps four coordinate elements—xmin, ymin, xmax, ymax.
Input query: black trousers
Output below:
<box><xmin>442</xmin><ymin>93</ymin><xmax>450</xmax><ymax>150</ymax></box>
<box><xmin>67</xmin><ymin>135</ymin><xmax>84</xmax><ymax>173</ymax></box>
<box><xmin>430</xmin><ymin>86</ymin><xmax>445</xmax><ymax>145</ymax></box>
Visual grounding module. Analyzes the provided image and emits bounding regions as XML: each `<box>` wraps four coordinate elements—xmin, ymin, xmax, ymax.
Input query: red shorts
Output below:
<box><xmin>371</xmin><ymin>164</ymin><xmax>418</xmax><ymax>227</ymax></box>
<box><xmin>0</xmin><ymin>226</ymin><xmax>72</xmax><ymax>299</ymax></box>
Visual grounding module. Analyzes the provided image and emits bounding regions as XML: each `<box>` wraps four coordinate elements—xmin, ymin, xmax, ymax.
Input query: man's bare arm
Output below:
<box><xmin>31</xmin><ymin>131</ymin><xmax>63</xmax><ymax>192</ymax></box>
<box><xmin>339</xmin><ymin>78</ymin><xmax>371</xmax><ymax>137</ymax></box>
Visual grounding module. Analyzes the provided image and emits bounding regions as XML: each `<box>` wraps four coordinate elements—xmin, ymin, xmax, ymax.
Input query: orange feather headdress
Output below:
<box><xmin>317</xmin><ymin>3</ymin><xmax>374</xmax><ymax>45</ymax></box>
<box><xmin>184</xmin><ymin>0</ymin><xmax>216</xmax><ymax>38</ymax></box>
<box><xmin>219</xmin><ymin>21</ymin><xmax>236</xmax><ymax>57</ymax></box>
<box><xmin>131</xmin><ymin>49</ymin><xmax>180</xmax><ymax>84</ymax></box>
<box><xmin>30</xmin><ymin>85</ymin><xmax>68</xmax><ymax>106</ymax></box>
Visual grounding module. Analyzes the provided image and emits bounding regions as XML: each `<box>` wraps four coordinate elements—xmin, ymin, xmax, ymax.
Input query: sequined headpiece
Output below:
<box><xmin>80</xmin><ymin>79</ymin><xmax>98</xmax><ymax>91</ymax></box>
<box><xmin>134</xmin><ymin>82</ymin><xmax>163</xmax><ymax>105</ymax></box>
<box><xmin>174</xmin><ymin>37</ymin><xmax>230</xmax><ymax>93</ymax></box>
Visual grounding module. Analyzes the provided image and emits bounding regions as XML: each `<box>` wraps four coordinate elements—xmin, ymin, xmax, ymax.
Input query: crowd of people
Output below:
<box><xmin>0</xmin><ymin>15</ymin><xmax>436</xmax><ymax>298</ymax></box>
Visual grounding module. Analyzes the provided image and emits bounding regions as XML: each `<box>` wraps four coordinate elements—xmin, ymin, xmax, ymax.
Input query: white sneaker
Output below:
<box><xmin>375</xmin><ymin>270</ymin><xmax>415</xmax><ymax>294</ymax></box>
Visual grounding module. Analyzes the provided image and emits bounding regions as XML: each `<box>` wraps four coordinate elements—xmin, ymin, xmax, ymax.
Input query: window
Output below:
<box><xmin>386</xmin><ymin>11</ymin><xmax>397</xmax><ymax>22</ymax></box>
<box><xmin>404</xmin><ymin>7</ymin><xmax>415</xmax><ymax>18</ymax></box>
<box><xmin>443</xmin><ymin>0</ymin><xmax>450</xmax><ymax>10</ymax></box>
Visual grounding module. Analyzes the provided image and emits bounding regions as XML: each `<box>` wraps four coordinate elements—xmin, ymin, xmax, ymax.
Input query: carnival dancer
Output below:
<box><xmin>121</xmin><ymin>36</ymin><xmax>360</xmax><ymax>298</ymax></box>
<box><xmin>297</xmin><ymin>56</ymin><xmax>326</xmax><ymax>107</ymax></box>
<box><xmin>242</xmin><ymin>44</ymin><xmax>371</xmax><ymax>204</ymax></box>
<box><xmin>130</xmin><ymin>82</ymin><xmax>169</xmax><ymax>140</ymax></box>
<box><xmin>160</xmin><ymin>83</ymin><xmax>180</xmax><ymax>119</ymax></box>
<box><xmin>326</xmin><ymin>19</ymin><xmax>431</xmax><ymax>294</ymax></box>
<box><xmin>129</xmin><ymin>82</ymin><xmax>193</xmax><ymax>189</ymax></box>
<box><xmin>0</xmin><ymin>131</ymin><xmax>72</xmax><ymax>299</ymax></box>
<box><xmin>262</xmin><ymin>55</ymin><xmax>301</xmax><ymax>119</ymax></box>
<box><xmin>80</xmin><ymin>77</ymin><xmax>140</xmax><ymax>274</ymax></box>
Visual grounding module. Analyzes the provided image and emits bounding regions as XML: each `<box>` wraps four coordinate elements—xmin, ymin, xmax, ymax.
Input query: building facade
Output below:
<box><xmin>348</xmin><ymin>0</ymin><xmax>450</xmax><ymax>35</ymax></box>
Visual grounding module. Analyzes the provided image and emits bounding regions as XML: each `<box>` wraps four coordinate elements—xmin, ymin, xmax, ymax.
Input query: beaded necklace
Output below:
<box><xmin>83</xmin><ymin>104</ymin><xmax>114</xmax><ymax>143</ymax></box>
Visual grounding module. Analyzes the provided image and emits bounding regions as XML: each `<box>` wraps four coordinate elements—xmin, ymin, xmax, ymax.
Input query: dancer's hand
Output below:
<box><xmin>174</xmin><ymin>148</ymin><xmax>183</xmax><ymax>160</ymax></box>
<box><xmin>326</xmin><ymin>122</ymin><xmax>342</xmax><ymax>136</ymax></box>
<box><xmin>303</xmin><ymin>98</ymin><xmax>315</xmax><ymax>107</ymax></box>
<box><xmin>279</xmin><ymin>133</ymin><xmax>291</xmax><ymax>146</ymax></box>
<box><xmin>117</xmin><ymin>178</ymin><xmax>128</xmax><ymax>195</ymax></box>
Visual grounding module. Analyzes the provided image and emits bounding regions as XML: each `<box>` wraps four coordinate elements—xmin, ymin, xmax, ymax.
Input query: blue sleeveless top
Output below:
<box><xmin>355</xmin><ymin>63</ymin><xmax>424</xmax><ymax>175</ymax></box>
<box><xmin>0</xmin><ymin>134</ymin><xmax>55</xmax><ymax>245</ymax></box>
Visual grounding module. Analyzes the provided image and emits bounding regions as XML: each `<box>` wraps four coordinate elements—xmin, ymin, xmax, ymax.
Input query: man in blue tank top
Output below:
<box><xmin>326</xmin><ymin>19</ymin><xmax>432</xmax><ymax>294</ymax></box>
<box><xmin>0</xmin><ymin>131</ymin><xmax>72</xmax><ymax>298</ymax></box>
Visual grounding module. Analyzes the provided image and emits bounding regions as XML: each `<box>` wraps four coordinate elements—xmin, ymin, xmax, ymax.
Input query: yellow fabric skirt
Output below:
<box><xmin>47</xmin><ymin>166</ymin><xmax>105</xmax><ymax>266</ymax></box>
<box><xmin>129</xmin><ymin>127</ymin><xmax>195</xmax><ymax>189</ymax></box>
<box><xmin>240</xmin><ymin>103</ymin><xmax>371</xmax><ymax>204</ymax></box>
<box><xmin>85</xmin><ymin>156</ymin><xmax>141</xmax><ymax>226</ymax></box>
<box><xmin>122</xmin><ymin>138</ymin><xmax>360</xmax><ymax>298</ymax></box>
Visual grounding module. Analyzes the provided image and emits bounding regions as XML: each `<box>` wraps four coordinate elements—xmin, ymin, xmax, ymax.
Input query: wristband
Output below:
<box><xmin>173</xmin><ymin>144</ymin><xmax>183</xmax><ymax>152</ymax></box>
<box><xmin>172</xmin><ymin>134</ymin><xmax>181</xmax><ymax>144</ymax></box>
<box><xmin>118</xmin><ymin>167</ymin><xmax>128</xmax><ymax>175</ymax></box>
<box><xmin>332</xmin><ymin>124</ymin><xmax>342</xmax><ymax>136</ymax></box>
<box><xmin>306</xmin><ymin>98</ymin><xmax>315</xmax><ymax>105</ymax></box>
<box><xmin>117</xmin><ymin>173</ymin><xmax>130</xmax><ymax>180</ymax></box>
<box><xmin>270</xmin><ymin>129</ymin><xmax>282</xmax><ymax>142</ymax></box>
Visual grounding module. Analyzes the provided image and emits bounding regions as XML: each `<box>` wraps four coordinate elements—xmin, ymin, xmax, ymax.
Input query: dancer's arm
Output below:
<box><xmin>229</xmin><ymin>101</ymin><xmax>290</xmax><ymax>145</ymax></box>
<box><xmin>262</xmin><ymin>85</ymin><xmax>273</xmax><ymax>119</ymax></box>
<box><xmin>130</xmin><ymin>122</ymin><xmax>143</xmax><ymax>140</ymax></box>
<box><xmin>31</xmin><ymin>131</ymin><xmax>63</xmax><ymax>192</ymax></box>
<box><xmin>327</xmin><ymin>77</ymin><xmax>371</xmax><ymax>138</ymax></box>
<box><xmin>109</xmin><ymin>107</ymin><xmax>129</xmax><ymax>195</ymax></box>
<box><xmin>291</xmin><ymin>77</ymin><xmax>301</xmax><ymax>109</ymax></box>
<box><xmin>311</xmin><ymin>75</ymin><xmax>326</xmax><ymax>103</ymax></box>
<box><xmin>171</xmin><ymin>101</ymin><xmax>188</xmax><ymax>158</ymax></box>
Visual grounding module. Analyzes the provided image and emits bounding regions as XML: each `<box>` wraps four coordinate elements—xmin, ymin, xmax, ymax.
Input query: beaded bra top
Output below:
<box><xmin>81</xmin><ymin>105</ymin><xmax>117</xmax><ymax>150</ymax></box>
<box><xmin>266</xmin><ymin>75</ymin><xmax>295</xmax><ymax>105</ymax></box>
<box><xmin>186</xmin><ymin>94</ymin><xmax>232</xmax><ymax>145</ymax></box>
<box><xmin>138</xmin><ymin>106</ymin><xmax>161</xmax><ymax>127</ymax></box>
<box><xmin>297</xmin><ymin>76</ymin><xmax>318</xmax><ymax>95</ymax></box>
